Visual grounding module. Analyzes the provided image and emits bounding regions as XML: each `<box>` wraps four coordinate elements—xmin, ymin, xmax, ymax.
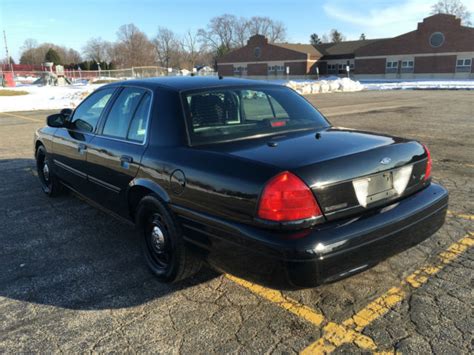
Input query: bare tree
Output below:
<box><xmin>181</xmin><ymin>29</ymin><xmax>202</xmax><ymax>70</ymax></box>
<box><xmin>233</xmin><ymin>17</ymin><xmax>250</xmax><ymax>48</ymax></box>
<box><xmin>19</xmin><ymin>40</ymin><xmax>81</xmax><ymax>65</ymax></box>
<box><xmin>431</xmin><ymin>0</ymin><xmax>472</xmax><ymax>25</ymax></box>
<box><xmin>248</xmin><ymin>16</ymin><xmax>287</xmax><ymax>42</ymax></box>
<box><xmin>115</xmin><ymin>24</ymin><xmax>155</xmax><ymax>68</ymax></box>
<box><xmin>198</xmin><ymin>14</ymin><xmax>287</xmax><ymax>61</ymax></box>
<box><xmin>198</xmin><ymin>14</ymin><xmax>238</xmax><ymax>54</ymax></box>
<box><xmin>82</xmin><ymin>37</ymin><xmax>111</xmax><ymax>63</ymax></box>
<box><xmin>153</xmin><ymin>27</ymin><xmax>181</xmax><ymax>68</ymax></box>
<box><xmin>63</xmin><ymin>48</ymin><xmax>82</xmax><ymax>64</ymax></box>
<box><xmin>19</xmin><ymin>39</ymin><xmax>40</xmax><ymax>65</ymax></box>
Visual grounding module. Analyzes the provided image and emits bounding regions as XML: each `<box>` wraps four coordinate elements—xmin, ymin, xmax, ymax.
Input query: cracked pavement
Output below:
<box><xmin>0</xmin><ymin>90</ymin><xmax>472</xmax><ymax>353</ymax></box>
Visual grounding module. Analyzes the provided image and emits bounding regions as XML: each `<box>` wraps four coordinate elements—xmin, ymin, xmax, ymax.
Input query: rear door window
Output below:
<box><xmin>127</xmin><ymin>92</ymin><xmax>151</xmax><ymax>143</ymax></box>
<box><xmin>102</xmin><ymin>87</ymin><xmax>146</xmax><ymax>140</ymax></box>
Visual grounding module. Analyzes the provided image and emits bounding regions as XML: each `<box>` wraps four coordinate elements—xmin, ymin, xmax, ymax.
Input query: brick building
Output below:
<box><xmin>217</xmin><ymin>14</ymin><xmax>474</xmax><ymax>79</ymax></box>
<box><xmin>217</xmin><ymin>34</ymin><xmax>322</xmax><ymax>77</ymax></box>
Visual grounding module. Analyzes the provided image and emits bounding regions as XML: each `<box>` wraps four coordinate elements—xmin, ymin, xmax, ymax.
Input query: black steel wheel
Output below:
<box><xmin>136</xmin><ymin>195</ymin><xmax>202</xmax><ymax>283</ymax></box>
<box><xmin>36</xmin><ymin>145</ymin><xmax>62</xmax><ymax>197</ymax></box>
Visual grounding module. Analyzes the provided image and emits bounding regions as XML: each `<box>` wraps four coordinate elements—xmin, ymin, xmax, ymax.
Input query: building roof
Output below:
<box><xmin>273</xmin><ymin>42</ymin><xmax>323</xmax><ymax>56</ymax></box>
<box><xmin>315</xmin><ymin>39</ymin><xmax>384</xmax><ymax>59</ymax></box>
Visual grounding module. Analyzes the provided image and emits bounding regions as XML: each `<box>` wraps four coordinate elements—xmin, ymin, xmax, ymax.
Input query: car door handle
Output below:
<box><xmin>120</xmin><ymin>155</ymin><xmax>133</xmax><ymax>163</ymax></box>
<box><xmin>78</xmin><ymin>143</ymin><xmax>87</xmax><ymax>155</ymax></box>
<box><xmin>120</xmin><ymin>155</ymin><xmax>133</xmax><ymax>169</ymax></box>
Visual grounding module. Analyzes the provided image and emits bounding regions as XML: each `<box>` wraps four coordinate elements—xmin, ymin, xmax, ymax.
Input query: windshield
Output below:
<box><xmin>182</xmin><ymin>85</ymin><xmax>330</xmax><ymax>145</ymax></box>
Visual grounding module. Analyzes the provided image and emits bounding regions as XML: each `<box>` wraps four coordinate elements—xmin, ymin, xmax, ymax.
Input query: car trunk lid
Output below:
<box><xmin>216</xmin><ymin>127</ymin><xmax>430</xmax><ymax>221</ymax></box>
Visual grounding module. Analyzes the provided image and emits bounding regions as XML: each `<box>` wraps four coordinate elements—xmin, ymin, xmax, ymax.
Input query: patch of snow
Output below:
<box><xmin>361</xmin><ymin>79</ymin><xmax>474</xmax><ymax>90</ymax></box>
<box><xmin>0</xmin><ymin>84</ymin><xmax>104</xmax><ymax>113</ymax></box>
<box><xmin>284</xmin><ymin>77</ymin><xmax>364</xmax><ymax>94</ymax></box>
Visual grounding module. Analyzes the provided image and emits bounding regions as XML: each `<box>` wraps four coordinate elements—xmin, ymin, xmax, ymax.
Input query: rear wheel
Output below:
<box><xmin>36</xmin><ymin>145</ymin><xmax>62</xmax><ymax>197</ymax></box>
<box><xmin>136</xmin><ymin>195</ymin><xmax>202</xmax><ymax>283</ymax></box>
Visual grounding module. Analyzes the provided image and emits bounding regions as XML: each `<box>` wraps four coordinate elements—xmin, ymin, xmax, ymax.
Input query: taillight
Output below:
<box><xmin>422</xmin><ymin>144</ymin><xmax>432</xmax><ymax>180</ymax></box>
<box><xmin>257</xmin><ymin>171</ymin><xmax>322</xmax><ymax>222</ymax></box>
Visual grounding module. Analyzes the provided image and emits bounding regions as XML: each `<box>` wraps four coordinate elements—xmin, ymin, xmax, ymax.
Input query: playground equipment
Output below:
<box><xmin>33</xmin><ymin>64</ymin><xmax>72</xmax><ymax>86</ymax></box>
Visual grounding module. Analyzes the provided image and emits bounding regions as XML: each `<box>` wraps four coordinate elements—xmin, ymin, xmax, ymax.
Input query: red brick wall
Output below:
<box><xmin>247</xmin><ymin>63</ymin><xmax>268</xmax><ymax>75</ymax></box>
<box><xmin>354</xmin><ymin>58</ymin><xmax>386</xmax><ymax>74</ymax></box>
<box><xmin>284</xmin><ymin>61</ymin><xmax>307</xmax><ymax>75</ymax></box>
<box><xmin>356</xmin><ymin>14</ymin><xmax>474</xmax><ymax>57</ymax></box>
<box><xmin>414</xmin><ymin>55</ymin><xmax>457</xmax><ymax>73</ymax></box>
<box><xmin>217</xmin><ymin>64</ymin><xmax>234</xmax><ymax>76</ymax></box>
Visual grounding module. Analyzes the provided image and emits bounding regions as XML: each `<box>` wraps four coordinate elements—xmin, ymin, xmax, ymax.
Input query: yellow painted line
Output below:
<box><xmin>303</xmin><ymin>232</ymin><xmax>473</xmax><ymax>353</ymax></box>
<box><xmin>447</xmin><ymin>210</ymin><xmax>474</xmax><ymax>221</ymax></box>
<box><xmin>301</xmin><ymin>322</ymin><xmax>378</xmax><ymax>354</ymax></box>
<box><xmin>0</xmin><ymin>111</ymin><xmax>43</xmax><ymax>123</ymax></box>
<box><xmin>225</xmin><ymin>274</ymin><xmax>325</xmax><ymax>326</ymax></box>
<box><xmin>226</xmin><ymin>274</ymin><xmax>377</xmax><ymax>354</ymax></box>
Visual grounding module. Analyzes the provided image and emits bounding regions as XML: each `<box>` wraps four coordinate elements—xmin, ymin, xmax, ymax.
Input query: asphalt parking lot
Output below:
<box><xmin>0</xmin><ymin>90</ymin><xmax>472</xmax><ymax>353</ymax></box>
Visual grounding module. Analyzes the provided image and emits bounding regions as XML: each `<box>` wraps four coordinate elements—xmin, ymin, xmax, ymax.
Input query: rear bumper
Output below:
<box><xmin>175</xmin><ymin>183</ymin><xmax>448</xmax><ymax>288</ymax></box>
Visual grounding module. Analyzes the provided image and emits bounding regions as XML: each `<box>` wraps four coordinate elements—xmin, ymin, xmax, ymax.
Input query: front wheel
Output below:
<box><xmin>36</xmin><ymin>145</ymin><xmax>62</xmax><ymax>197</ymax></box>
<box><xmin>136</xmin><ymin>195</ymin><xmax>202</xmax><ymax>283</ymax></box>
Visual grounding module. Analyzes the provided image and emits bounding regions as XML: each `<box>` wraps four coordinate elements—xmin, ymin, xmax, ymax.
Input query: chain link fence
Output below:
<box><xmin>9</xmin><ymin>66</ymin><xmax>216</xmax><ymax>85</ymax></box>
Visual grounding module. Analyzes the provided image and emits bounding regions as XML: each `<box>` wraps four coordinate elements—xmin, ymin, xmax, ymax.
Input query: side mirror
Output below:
<box><xmin>47</xmin><ymin>113</ymin><xmax>67</xmax><ymax>128</ymax></box>
<box><xmin>60</xmin><ymin>108</ymin><xmax>73</xmax><ymax>117</ymax></box>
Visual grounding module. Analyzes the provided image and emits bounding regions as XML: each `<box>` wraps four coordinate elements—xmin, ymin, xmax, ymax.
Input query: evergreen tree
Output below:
<box><xmin>359</xmin><ymin>33</ymin><xmax>367</xmax><ymax>40</ymax></box>
<box><xmin>44</xmin><ymin>48</ymin><xmax>61</xmax><ymax>65</ymax></box>
<box><xmin>310</xmin><ymin>33</ymin><xmax>322</xmax><ymax>46</ymax></box>
<box><xmin>330</xmin><ymin>29</ymin><xmax>345</xmax><ymax>43</ymax></box>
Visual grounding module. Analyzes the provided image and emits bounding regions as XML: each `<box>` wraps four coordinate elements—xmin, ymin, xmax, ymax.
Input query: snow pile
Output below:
<box><xmin>15</xmin><ymin>76</ymin><xmax>39</xmax><ymax>84</ymax></box>
<box><xmin>285</xmin><ymin>77</ymin><xmax>364</xmax><ymax>94</ymax></box>
<box><xmin>362</xmin><ymin>80</ymin><xmax>474</xmax><ymax>90</ymax></box>
<box><xmin>0</xmin><ymin>84</ymin><xmax>103</xmax><ymax>113</ymax></box>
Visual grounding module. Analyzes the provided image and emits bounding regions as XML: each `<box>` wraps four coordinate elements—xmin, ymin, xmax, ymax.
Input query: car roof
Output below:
<box><xmin>103</xmin><ymin>76</ymin><xmax>279</xmax><ymax>92</ymax></box>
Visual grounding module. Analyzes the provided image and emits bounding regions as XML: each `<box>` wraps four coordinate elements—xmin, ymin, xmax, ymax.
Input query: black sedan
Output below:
<box><xmin>34</xmin><ymin>77</ymin><xmax>448</xmax><ymax>288</ymax></box>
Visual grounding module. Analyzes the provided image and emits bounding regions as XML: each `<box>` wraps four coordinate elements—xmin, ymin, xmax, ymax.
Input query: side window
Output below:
<box><xmin>269</xmin><ymin>96</ymin><xmax>290</xmax><ymax>119</ymax></box>
<box><xmin>127</xmin><ymin>92</ymin><xmax>151</xmax><ymax>143</ymax></box>
<box><xmin>242</xmin><ymin>90</ymin><xmax>275</xmax><ymax>121</ymax></box>
<box><xmin>102</xmin><ymin>87</ymin><xmax>145</xmax><ymax>139</ymax></box>
<box><xmin>70</xmin><ymin>88</ymin><xmax>115</xmax><ymax>133</ymax></box>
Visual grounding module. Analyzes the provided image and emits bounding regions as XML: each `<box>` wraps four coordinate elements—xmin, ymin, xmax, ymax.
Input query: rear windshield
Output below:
<box><xmin>182</xmin><ymin>85</ymin><xmax>329</xmax><ymax>145</ymax></box>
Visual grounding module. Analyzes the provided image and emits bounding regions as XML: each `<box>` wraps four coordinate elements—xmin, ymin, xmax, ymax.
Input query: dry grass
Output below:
<box><xmin>0</xmin><ymin>90</ymin><xmax>29</xmax><ymax>96</ymax></box>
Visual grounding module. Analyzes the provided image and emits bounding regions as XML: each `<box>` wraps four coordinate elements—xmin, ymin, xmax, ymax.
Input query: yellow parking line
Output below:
<box><xmin>302</xmin><ymin>232</ymin><xmax>473</xmax><ymax>353</ymax></box>
<box><xmin>447</xmin><ymin>210</ymin><xmax>474</xmax><ymax>221</ymax></box>
<box><xmin>225</xmin><ymin>274</ymin><xmax>325</xmax><ymax>326</ymax></box>
<box><xmin>226</xmin><ymin>274</ymin><xmax>378</xmax><ymax>354</ymax></box>
<box><xmin>0</xmin><ymin>111</ymin><xmax>43</xmax><ymax>123</ymax></box>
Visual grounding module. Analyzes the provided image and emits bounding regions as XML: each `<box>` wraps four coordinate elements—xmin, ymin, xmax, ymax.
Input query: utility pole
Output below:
<box><xmin>3</xmin><ymin>30</ymin><xmax>13</xmax><ymax>73</ymax></box>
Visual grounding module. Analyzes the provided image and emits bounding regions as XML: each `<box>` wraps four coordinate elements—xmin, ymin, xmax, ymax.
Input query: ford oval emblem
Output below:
<box><xmin>380</xmin><ymin>157</ymin><xmax>391</xmax><ymax>165</ymax></box>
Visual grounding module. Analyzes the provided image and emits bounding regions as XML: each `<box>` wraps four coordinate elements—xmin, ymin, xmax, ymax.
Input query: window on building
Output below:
<box><xmin>401</xmin><ymin>60</ymin><xmax>414</xmax><ymax>68</ymax></box>
<box><xmin>429</xmin><ymin>32</ymin><xmax>445</xmax><ymax>48</ymax></box>
<box><xmin>386</xmin><ymin>61</ymin><xmax>398</xmax><ymax>68</ymax></box>
<box><xmin>457</xmin><ymin>59</ymin><xmax>472</xmax><ymax>67</ymax></box>
<box><xmin>456</xmin><ymin>58</ymin><xmax>472</xmax><ymax>72</ymax></box>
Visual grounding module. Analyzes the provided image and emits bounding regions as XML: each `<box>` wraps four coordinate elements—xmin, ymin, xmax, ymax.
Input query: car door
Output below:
<box><xmin>84</xmin><ymin>87</ymin><xmax>152</xmax><ymax>217</ymax></box>
<box><xmin>52</xmin><ymin>88</ymin><xmax>116</xmax><ymax>192</ymax></box>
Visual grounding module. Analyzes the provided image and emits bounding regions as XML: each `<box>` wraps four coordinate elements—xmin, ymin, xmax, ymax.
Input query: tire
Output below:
<box><xmin>135</xmin><ymin>195</ymin><xmax>202</xmax><ymax>283</ymax></box>
<box><xmin>36</xmin><ymin>145</ymin><xmax>63</xmax><ymax>197</ymax></box>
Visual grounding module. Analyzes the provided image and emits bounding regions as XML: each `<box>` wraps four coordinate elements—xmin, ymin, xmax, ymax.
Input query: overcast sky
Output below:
<box><xmin>1</xmin><ymin>0</ymin><xmax>473</xmax><ymax>61</ymax></box>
